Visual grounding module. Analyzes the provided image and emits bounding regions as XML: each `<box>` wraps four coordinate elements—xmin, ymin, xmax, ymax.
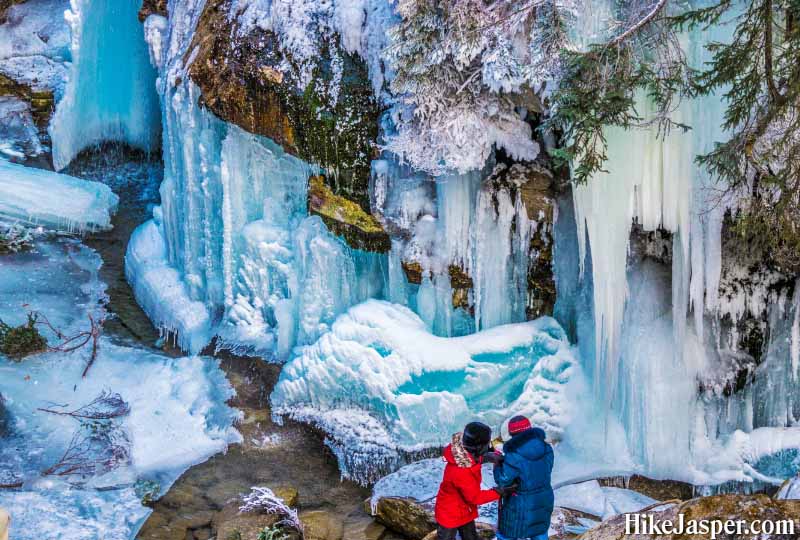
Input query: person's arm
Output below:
<box><xmin>493</xmin><ymin>452</ymin><xmax>522</xmax><ymax>488</ymax></box>
<box><xmin>454</xmin><ymin>469</ymin><xmax>501</xmax><ymax>505</ymax></box>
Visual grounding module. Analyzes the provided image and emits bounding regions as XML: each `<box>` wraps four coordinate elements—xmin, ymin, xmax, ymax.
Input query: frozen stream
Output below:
<box><xmin>0</xmin><ymin>154</ymin><xmax>241</xmax><ymax>540</ymax></box>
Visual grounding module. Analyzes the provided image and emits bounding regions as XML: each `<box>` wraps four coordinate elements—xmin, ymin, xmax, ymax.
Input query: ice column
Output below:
<box><xmin>50</xmin><ymin>0</ymin><xmax>161</xmax><ymax>170</ymax></box>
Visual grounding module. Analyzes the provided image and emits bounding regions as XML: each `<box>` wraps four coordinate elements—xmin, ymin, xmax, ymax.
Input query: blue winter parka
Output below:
<box><xmin>493</xmin><ymin>427</ymin><xmax>555</xmax><ymax>538</ymax></box>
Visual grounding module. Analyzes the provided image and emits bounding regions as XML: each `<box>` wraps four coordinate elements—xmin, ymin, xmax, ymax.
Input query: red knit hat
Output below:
<box><xmin>508</xmin><ymin>415</ymin><xmax>531</xmax><ymax>435</ymax></box>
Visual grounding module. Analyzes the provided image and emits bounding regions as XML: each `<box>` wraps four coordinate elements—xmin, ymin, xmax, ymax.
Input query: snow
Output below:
<box><xmin>0</xmin><ymin>0</ymin><xmax>71</xmax><ymax>61</ymax></box>
<box><xmin>49</xmin><ymin>0</ymin><xmax>161</xmax><ymax>170</ymax></box>
<box><xmin>554</xmin><ymin>480</ymin><xmax>657</xmax><ymax>519</ymax></box>
<box><xmin>272</xmin><ymin>300</ymin><xmax>588</xmax><ymax>481</ymax></box>
<box><xmin>0</xmin><ymin>238</ymin><xmax>240</xmax><ymax>540</ymax></box>
<box><xmin>0</xmin><ymin>159</ymin><xmax>118</xmax><ymax>232</ymax></box>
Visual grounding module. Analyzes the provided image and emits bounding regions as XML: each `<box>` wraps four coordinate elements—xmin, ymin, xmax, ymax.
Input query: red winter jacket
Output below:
<box><xmin>434</xmin><ymin>433</ymin><xmax>500</xmax><ymax>528</ymax></box>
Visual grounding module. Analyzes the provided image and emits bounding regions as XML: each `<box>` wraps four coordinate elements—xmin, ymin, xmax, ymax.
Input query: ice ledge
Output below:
<box><xmin>125</xmin><ymin>217</ymin><xmax>212</xmax><ymax>354</ymax></box>
<box><xmin>0</xmin><ymin>159</ymin><xmax>118</xmax><ymax>232</ymax></box>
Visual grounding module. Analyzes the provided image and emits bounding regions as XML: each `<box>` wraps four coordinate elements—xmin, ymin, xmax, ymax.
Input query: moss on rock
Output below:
<box><xmin>186</xmin><ymin>0</ymin><xmax>381</xmax><ymax>210</ymax></box>
<box><xmin>0</xmin><ymin>314</ymin><xmax>48</xmax><ymax>360</ymax></box>
<box><xmin>308</xmin><ymin>175</ymin><xmax>390</xmax><ymax>253</ymax></box>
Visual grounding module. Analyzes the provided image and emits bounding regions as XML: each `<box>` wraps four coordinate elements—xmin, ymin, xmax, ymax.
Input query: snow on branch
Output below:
<box><xmin>37</xmin><ymin>390</ymin><xmax>130</xmax><ymax>420</ymax></box>
<box><xmin>240</xmin><ymin>487</ymin><xmax>303</xmax><ymax>532</ymax></box>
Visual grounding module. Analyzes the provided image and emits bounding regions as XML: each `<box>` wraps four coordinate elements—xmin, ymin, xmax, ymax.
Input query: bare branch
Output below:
<box><xmin>608</xmin><ymin>0</ymin><xmax>669</xmax><ymax>47</ymax></box>
<box><xmin>37</xmin><ymin>390</ymin><xmax>130</xmax><ymax>420</ymax></box>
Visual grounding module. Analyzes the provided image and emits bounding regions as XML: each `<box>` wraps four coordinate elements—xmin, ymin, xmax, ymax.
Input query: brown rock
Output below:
<box><xmin>272</xmin><ymin>486</ymin><xmax>299</xmax><ymax>508</ymax></box>
<box><xmin>300</xmin><ymin>510</ymin><xmax>345</xmax><ymax>540</ymax></box>
<box><xmin>308</xmin><ymin>175</ymin><xmax>390</xmax><ymax>253</ymax></box>
<box><xmin>581</xmin><ymin>494</ymin><xmax>800</xmax><ymax>540</ymax></box>
<box><xmin>371</xmin><ymin>497</ymin><xmax>437</xmax><ymax>540</ymax></box>
<box><xmin>402</xmin><ymin>261</ymin><xmax>424</xmax><ymax>285</ymax></box>
<box><xmin>138</xmin><ymin>0</ymin><xmax>167</xmax><ymax>21</ymax></box>
<box><xmin>343</xmin><ymin>509</ymin><xmax>388</xmax><ymax>540</ymax></box>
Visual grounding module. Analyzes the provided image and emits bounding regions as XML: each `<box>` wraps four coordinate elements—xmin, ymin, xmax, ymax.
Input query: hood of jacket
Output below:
<box><xmin>443</xmin><ymin>431</ymin><xmax>476</xmax><ymax>468</ymax></box>
<box><xmin>503</xmin><ymin>427</ymin><xmax>550</xmax><ymax>460</ymax></box>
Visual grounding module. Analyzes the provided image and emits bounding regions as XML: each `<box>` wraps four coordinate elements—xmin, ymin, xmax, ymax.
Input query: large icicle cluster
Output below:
<box><xmin>372</xmin><ymin>157</ymin><xmax>541</xmax><ymax>337</ymax></box>
<box><xmin>127</xmin><ymin>2</ymin><xmax>386</xmax><ymax>356</ymax></box>
<box><xmin>568</xmin><ymin>2</ymin><xmax>800</xmax><ymax>484</ymax></box>
<box><xmin>49</xmin><ymin>0</ymin><xmax>161</xmax><ymax>170</ymax></box>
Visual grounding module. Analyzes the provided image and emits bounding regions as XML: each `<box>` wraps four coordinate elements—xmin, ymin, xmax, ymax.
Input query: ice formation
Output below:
<box><xmin>272</xmin><ymin>300</ymin><xmax>586</xmax><ymax>481</ymax></box>
<box><xmin>0</xmin><ymin>239</ymin><xmax>240</xmax><ymax>540</ymax></box>
<box><xmin>562</xmin><ymin>1</ymin><xmax>800</xmax><ymax>484</ymax></box>
<box><xmin>0</xmin><ymin>158</ymin><xmax>118</xmax><ymax>231</ymax></box>
<box><xmin>49</xmin><ymin>0</ymin><xmax>161</xmax><ymax>170</ymax></box>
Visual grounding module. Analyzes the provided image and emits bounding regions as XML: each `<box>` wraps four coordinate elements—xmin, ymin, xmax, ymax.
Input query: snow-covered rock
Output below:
<box><xmin>0</xmin><ymin>159</ymin><xmax>118</xmax><ymax>231</ymax></box>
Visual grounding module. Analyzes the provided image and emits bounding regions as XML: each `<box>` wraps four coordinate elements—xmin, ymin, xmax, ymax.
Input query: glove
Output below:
<box><xmin>483</xmin><ymin>451</ymin><xmax>504</xmax><ymax>465</ymax></box>
<box><xmin>493</xmin><ymin>481</ymin><xmax>518</xmax><ymax>498</ymax></box>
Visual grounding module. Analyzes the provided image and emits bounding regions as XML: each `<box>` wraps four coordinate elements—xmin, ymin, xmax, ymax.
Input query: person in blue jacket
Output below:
<box><xmin>492</xmin><ymin>415</ymin><xmax>555</xmax><ymax>540</ymax></box>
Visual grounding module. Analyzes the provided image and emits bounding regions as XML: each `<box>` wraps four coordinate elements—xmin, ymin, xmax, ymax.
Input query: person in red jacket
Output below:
<box><xmin>434</xmin><ymin>422</ymin><xmax>515</xmax><ymax>540</ymax></box>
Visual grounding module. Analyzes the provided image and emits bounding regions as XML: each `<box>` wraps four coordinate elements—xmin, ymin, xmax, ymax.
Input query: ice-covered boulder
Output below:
<box><xmin>0</xmin><ymin>159</ymin><xmax>118</xmax><ymax>231</ymax></box>
<box><xmin>271</xmin><ymin>300</ymin><xmax>585</xmax><ymax>482</ymax></box>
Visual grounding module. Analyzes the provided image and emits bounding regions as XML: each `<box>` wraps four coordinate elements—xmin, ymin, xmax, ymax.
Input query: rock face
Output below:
<box><xmin>581</xmin><ymin>494</ymin><xmax>800</xmax><ymax>540</ymax></box>
<box><xmin>485</xmin><ymin>161</ymin><xmax>557</xmax><ymax>318</ymax></box>
<box><xmin>308</xmin><ymin>175</ymin><xmax>391</xmax><ymax>253</ymax></box>
<box><xmin>0</xmin><ymin>0</ymin><xmax>24</xmax><ymax>23</ymax></box>
<box><xmin>185</xmin><ymin>0</ymin><xmax>381</xmax><ymax>211</ymax></box>
<box><xmin>138</xmin><ymin>0</ymin><xmax>166</xmax><ymax>21</ymax></box>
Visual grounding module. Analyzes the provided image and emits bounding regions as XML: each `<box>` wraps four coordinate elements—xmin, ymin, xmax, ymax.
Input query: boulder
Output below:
<box><xmin>308</xmin><ymin>175</ymin><xmax>390</xmax><ymax>253</ymax></box>
<box><xmin>300</xmin><ymin>510</ymin><xmax>344</xmax><ymax>540</ymax></box>
<box><xmin>185</xmin><ymin>0</ymin><xmax>381</xmax><ymax>212</ymax></box>
<box><xmin>370</xmin><ymin>497</ymin><xmax>437</xmax><ymax>540</ymax></box>
<box><xmin>343</xmin><ymin>510</ymin><xmax>388</xmax><ymax>540</ymax></box>
<box><xmin>580</xmin><ymin>494</ymin><xmax>800</xmax><ymax>540</ymax></box>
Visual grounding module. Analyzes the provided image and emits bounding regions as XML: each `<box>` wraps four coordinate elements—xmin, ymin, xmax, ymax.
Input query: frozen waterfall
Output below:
<box><xmin>49</xmin><ymin>0</ymin><xmax>161</xmax><ymax>170</ymax></box>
